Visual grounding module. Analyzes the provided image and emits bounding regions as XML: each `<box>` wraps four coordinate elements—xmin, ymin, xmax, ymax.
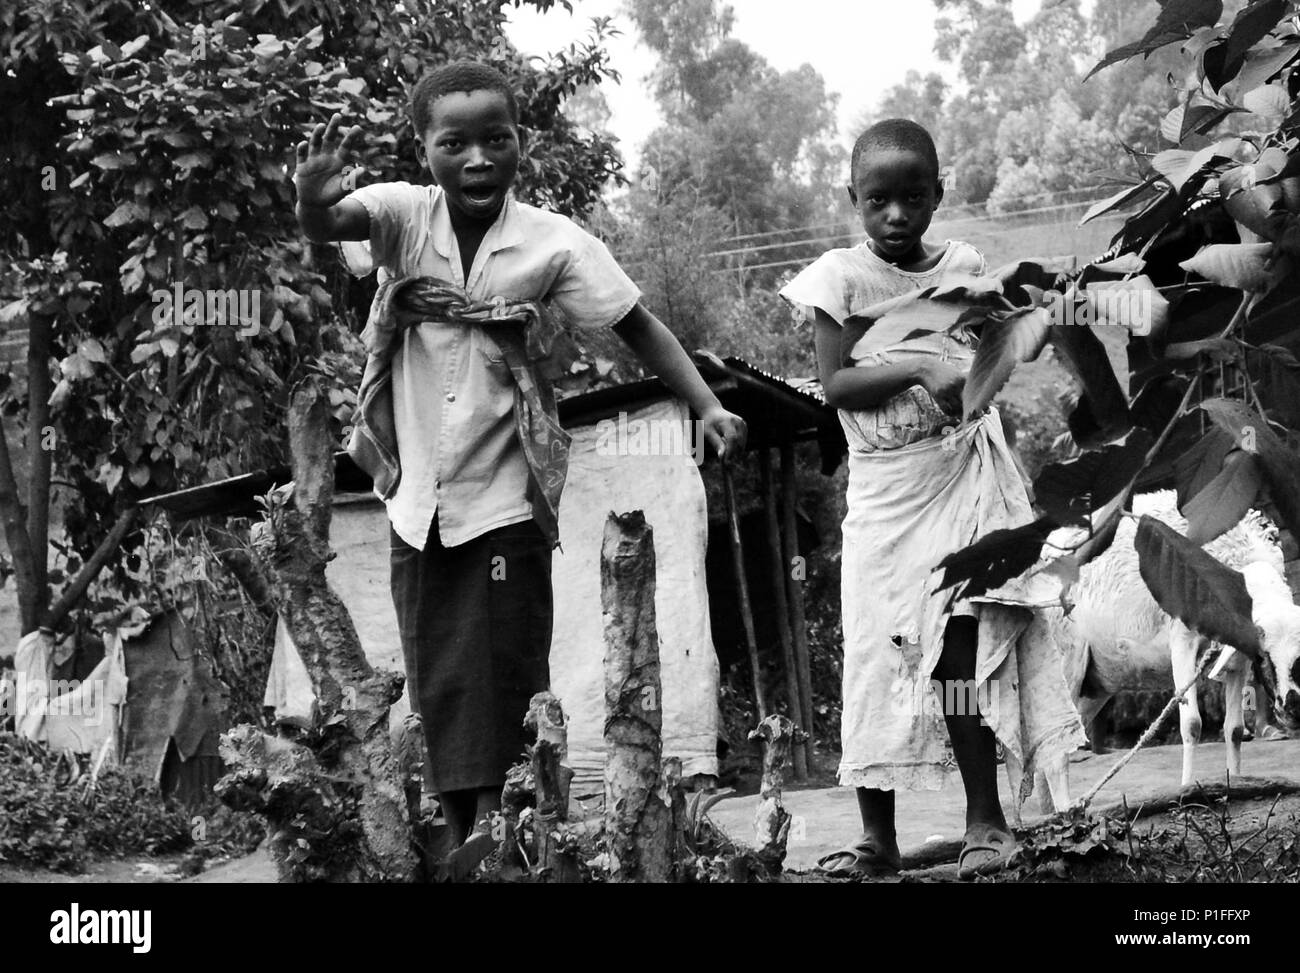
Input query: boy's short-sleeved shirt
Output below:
<box><xmin>345</xmin><ymin>181</ymin><xmax>641</xmax><ymax>550</ymax></box>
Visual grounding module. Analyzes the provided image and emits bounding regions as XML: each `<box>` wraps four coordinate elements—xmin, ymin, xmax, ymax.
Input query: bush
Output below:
<box><xmin>0</xmin><ymin>734</ymin><xmax>189</xmax><ymax>872</ymax></box>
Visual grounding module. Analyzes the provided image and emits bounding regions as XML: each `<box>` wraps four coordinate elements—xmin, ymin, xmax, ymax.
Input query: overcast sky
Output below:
<box><xmin>505</xmin><ymin>0</ymin><xmax>1044</xmax><ymax>167</ymax></box>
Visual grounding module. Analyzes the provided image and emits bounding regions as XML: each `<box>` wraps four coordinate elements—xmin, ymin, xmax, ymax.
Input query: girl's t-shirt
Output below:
<box><xmin>779</xmin><ymin>240</ymin><xmax>986</xmax><ymax>451</ymax></box>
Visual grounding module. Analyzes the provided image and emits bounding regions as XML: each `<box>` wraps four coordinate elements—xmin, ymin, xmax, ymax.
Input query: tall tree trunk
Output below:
<box><xmin>25</xmin><ymin>310</ymin><xmax>52</xmax><ymax>613</ymax></box>
<box><xmin>217</xmin><ymin>380</ymin><xmax>415</xmax><ymax>882</ymax></box>
<box><xmin>0</xmin><ymin>413</ymin><xmax>40</xmax><ymax>634</ymax></box>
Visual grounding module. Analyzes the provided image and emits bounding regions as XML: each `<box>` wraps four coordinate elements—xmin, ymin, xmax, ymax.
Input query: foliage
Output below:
<box><xmin>617</xmin><ymin>0</ymin><xmax>848</xmax><ymax>312</ymax></box>
<box><xmin>928</xmin><ymin>0</ymin><xmax>1300</xmax><ymax>649</ymax></box>
<box><xmin>0</xmin><ymin>0</ymin><xmax>625</xmax><ymax>634</ymax></box>
<box><xmin>0</xmin><ymin>733</ymin><xmax>190</xmax><ymax>872</ymax></box>
<box><xmin>1006</xmin><ymin>793</ymin><xmax>1300</xmax><ymax>882</ymax></box>
<box><xmin>864</xmin><ymin>1</ymin><xmax>1187</xmax><ymax>208</ymax></box>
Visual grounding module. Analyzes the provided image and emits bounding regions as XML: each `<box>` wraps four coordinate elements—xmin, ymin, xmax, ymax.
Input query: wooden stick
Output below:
<box><xmin>759</xmin><ymin>450</ymin><xmax>805</xmax><ymax>780</ymax></box>
<box><xmin>43</xmin><ymin>506</ymin><xmax>137</xmax><ymax>632</ymax></box>
<box><xmin>720</xmin><ymin>459</ymin><xmax>767</xmax><ymax>721</ymax></box>
<box><xmin>779</xmin><ymin>443</ymin><xmax>816</xmax><ymax>772</ymax></box>
<box><xmin>601</xmin><ymin>510</ymin><xmax>674</xmax><ymax>882</ymax></box>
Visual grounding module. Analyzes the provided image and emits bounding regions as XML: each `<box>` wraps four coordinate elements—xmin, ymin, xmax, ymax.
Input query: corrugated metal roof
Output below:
<box><xmin>140</xmin><ymin>354</ymin><xmax>845</xmax><ymax>521</ymax></box>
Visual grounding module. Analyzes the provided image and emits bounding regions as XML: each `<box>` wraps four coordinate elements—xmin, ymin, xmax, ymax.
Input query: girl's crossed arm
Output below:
<box><xmin>812</xmin><ymin>308</ymin><xmax>965</xmax><ymax>416</ymax></box>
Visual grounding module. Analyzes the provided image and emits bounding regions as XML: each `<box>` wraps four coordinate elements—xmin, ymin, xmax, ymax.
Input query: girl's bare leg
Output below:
<box><xmin>932</xmin><ymin>615</ymin><xmax>1008</xmax><ymax>833</ymax></box>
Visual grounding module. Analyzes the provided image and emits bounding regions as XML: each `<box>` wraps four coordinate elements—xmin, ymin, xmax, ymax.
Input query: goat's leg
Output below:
<box><xmin>1039</xmin><ymin>749</ymin><xmax>1072</xmax><ymax>813</ymax></box>
<box><xmin>1076</xmin><ymin>693</ymin><xmax>1111</xmax><ymax>752</ymax></box>
<box><xmin>1222</xmin><ymin>662</ymin><xmax>1247</xmax><ymax>779</ymax></box>
<box><xmin>1171</xmin><ymin>622</ymin><xmax>1206</xmax><ymax>787</ymax></box>
<box><xmin>1005</xmin><ymin>750</ymin><xmax>1025</xmax><ymax>827</ymax></box>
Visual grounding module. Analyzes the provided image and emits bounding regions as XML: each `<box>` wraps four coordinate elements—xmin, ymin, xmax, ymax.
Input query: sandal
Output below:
<box><xmin>816</xmin><ymin>836</ymin><xmax>902</xmax><ymax>878</ymax></box>
<box><xmin>957</xmin><ymin>824</ymin><xmax>1017</xmax><ymax>880</ymax></box>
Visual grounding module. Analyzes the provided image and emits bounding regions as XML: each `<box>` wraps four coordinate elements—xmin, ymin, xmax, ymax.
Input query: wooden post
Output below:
<box><xmin>602</xmin><ymin>510</ymin><xmax>675</xmax><ymax>882</ymax></box>
<box><xmin>759</xmin><ymin>449</ymin><xmax>806</xmax><ymax>781</ymax></box>
<box><xmin>749</xmin><ymin>714</ymin><xmax>796</xmax><ymax>871</ymax></box>
<box><xmin>526</xmin><ymin>691</ymin><xmax>580</xmax><ymax>883</ymax></box>
<box><xmin>780</xmin><ymin>443</ymin><xmax>816</xmax><ymax>771</ymax></box>
<box><xmin>720</xmin><ymin>459</ymin><xmax>768</xmax><ymax>721</ymax></box>
<box><xmin>217</xmin><ymin>380</ymin><xmax>415</xmax><ymax>882</ymax></box>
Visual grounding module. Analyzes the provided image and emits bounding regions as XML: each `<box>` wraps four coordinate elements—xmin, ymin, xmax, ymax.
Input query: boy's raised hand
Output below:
<box><xmin>294</xmin><ymin>113</ymin><xmax>364</xmax><ymax>209</ymax></box>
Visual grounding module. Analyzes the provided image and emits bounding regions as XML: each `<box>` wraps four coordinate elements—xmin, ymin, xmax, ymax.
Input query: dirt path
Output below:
<box><xmin>3</xmin><ymin>738</ymin><xmax>1295</xmax><ymax>883</ymax></box>
<box><xmin>709</xmin><ymin>736</ymin><xmax>1300</xmax><ymax>871</ymax></box>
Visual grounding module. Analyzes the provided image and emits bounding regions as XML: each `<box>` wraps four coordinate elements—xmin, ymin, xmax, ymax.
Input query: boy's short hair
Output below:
<box><xmin>410</xmin><ymin>59</ymin><xmax>520</xmax><ymax>134</ymax></box>
<box><xmin>851</xmin><ymin>118</ymin><xmax>940</xmax><ymax>185</ymax></box>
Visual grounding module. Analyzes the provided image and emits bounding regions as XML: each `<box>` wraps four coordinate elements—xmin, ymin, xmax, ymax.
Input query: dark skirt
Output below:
<box><xmin>390</xmin><ymin>516</ymin><xmax>552</xmax><ymax>793</ymax></box>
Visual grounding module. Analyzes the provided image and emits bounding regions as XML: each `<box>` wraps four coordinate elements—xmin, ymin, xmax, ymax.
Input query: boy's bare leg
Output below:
<box><xmin>440</xmin><ymin>788</ymin><xmax>503</xmax><ymax>847</ymax></box>
<box><xmin>439</xmin><ymin>790</ymin><xmax>476</xmax><ymax>846</ymax></box>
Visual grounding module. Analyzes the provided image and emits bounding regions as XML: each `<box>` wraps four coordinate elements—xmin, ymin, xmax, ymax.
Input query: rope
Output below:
<box><xmin>1073</xmin><ymin>648</ymin><xmax>1215</xmax><ymax>810</ymax></box>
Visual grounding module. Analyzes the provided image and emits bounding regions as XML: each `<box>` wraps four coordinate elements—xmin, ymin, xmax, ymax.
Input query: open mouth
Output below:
<box><xmin>461</xmin><ymin>185</ymin><xmax>499</xmax><ymax>206</ymax></box>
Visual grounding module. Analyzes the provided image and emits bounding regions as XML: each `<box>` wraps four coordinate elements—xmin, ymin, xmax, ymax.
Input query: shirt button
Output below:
<box><xmin>445</xmin><ymin>392</ymin><xmax>455</xmax><ymax>402</ymax></box>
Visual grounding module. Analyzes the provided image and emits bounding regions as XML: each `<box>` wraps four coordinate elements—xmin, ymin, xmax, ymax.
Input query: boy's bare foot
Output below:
<box><xmin>816</xmin><ymin>833</ymin><xmax>902</xmax><ymax>878</ymax></box>
<box><xmin>957</xmin><ymin>822</ymin><xmax>1017</xmax><ymax>880</ymax></box>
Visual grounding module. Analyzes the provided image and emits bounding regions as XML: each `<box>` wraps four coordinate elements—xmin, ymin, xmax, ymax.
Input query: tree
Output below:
<box><xmin>623</xmin><ymin>0</ymin><xmax>845</xmax><ymax>238</ymax></box>
<box><xmin>911</xmin><ymin>0</ymin><xmax>1300</xmax><ymax>695</ymax></box>
<box><xmin>0</xmin><ymin>0</ymin><xmax>624</xmax><ymax>641</ymax></box>
<box><xmin>872</xmin><ymin>0</ymin><xmax>1185</xmax><ymax>206</ymax></box>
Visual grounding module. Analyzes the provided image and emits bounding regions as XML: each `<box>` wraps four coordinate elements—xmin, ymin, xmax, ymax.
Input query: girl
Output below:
<box><xmin>780</xmin><ymin>119</ymin><xmax>1081</xmax><ymax>879</ymax></box>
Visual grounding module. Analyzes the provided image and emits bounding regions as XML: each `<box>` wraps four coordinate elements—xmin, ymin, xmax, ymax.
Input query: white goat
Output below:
<box><xmin>1040</xmin><ymin>490</ymin><xmax>1300</xmax><ymax>805</ymax></box>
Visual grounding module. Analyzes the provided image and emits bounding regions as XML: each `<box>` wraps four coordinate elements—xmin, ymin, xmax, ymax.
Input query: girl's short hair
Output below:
<box><xmin>851</xmin><ymin>119</ymin><xmax>939</xmax><ymax>184</ymax></box>
<box><xmin>409</xmin><ymin>59</ymin><xmax>520</xmax><ymax>134</ymax></box>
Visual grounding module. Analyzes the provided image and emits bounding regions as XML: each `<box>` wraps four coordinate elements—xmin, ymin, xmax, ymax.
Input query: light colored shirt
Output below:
<box><xmin>779</xmin><ymin>240</ymin><xmax>986</xmax><ymax>452</ymax></box>
<box><xmin>345</xmin><ymin>182</ymin><xmax>640</xmax><ymax>549</ymax></box>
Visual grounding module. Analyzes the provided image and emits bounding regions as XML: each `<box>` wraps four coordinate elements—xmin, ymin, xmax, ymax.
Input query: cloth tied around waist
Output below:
<box><xmin>348</xmin><ymin>276</ymin><xmax>579</xmax><ymax>549</ymax></box>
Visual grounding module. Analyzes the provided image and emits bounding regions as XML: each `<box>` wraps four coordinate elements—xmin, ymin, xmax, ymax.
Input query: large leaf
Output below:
<box><xmin>1148</xmin><ymin>285</ymin><xmax>1241</xmax><ymax>356</ymax></box>
<box><xmin>1110</xmin><ymin>188</ymin><xmax>1183</xmax><ymax>254</ymax></box>
<box><xmin>1201</xmin><ymin>397</ymin><xmax>1300</xmax><ymax>537</ymax></box>
<box><xmin>1244</xmin><ymin>279</ymin><xmax>1300</xmax><ymax>345</ymax></box>
<box><xmin>1172</xmin><ymin>425</ymin><xmax>1238</xmax><ymax>507</ymax></box>
<box><xmin>1135</xmin><ymin>516</ymin><xmax>1261</xmax><ymax>658</ymax></box>
<box><xmin>1085</xmin><ymin>0</ymin><xmax>1224</xmax><ymax>81</ymax></box>
<box><xmin>1084</xmin><ymin>275</ymin><xmax>1170</xmax><ymax>336</ymax></box>
<box><xmin>1246</xmin><ymin>345</ymin><xmax>1300</xmax><ymax>427</ymax></box>
<box><xmin>936</xmin><ymin>518</ymin><xmax>1055</xmax><ymax>600</ymax></box>
<box><xmin>1180</xmin><ymin>243</ymin><xmax>1279</xmax><ymax>291</ymax></box>
<box><xmin>840</xmin><ymin>278</ymin><xmax>1006</xmax><ymax>365</ymax></box>
<box><xmin>1182</xmin><ymin>448</ymin><xmax>1262</xmax><ymax>545</ymax></box>
<box><xmin>1080</xmin><ymin>180</ymin><xmax>1160</xmax><ymax>225</ymax></box>
<box><xmin>961</xmin><ymin>307</ymin><xmax>1051</xmax><ymax>420</ymax></box>
<box><xmin>1050</xmin><ymin>324</ymin><xmax>1133</xmax><ymax>447</ymax></box>
<box><xmin>1222</xmin><ymin>0</ymin><xmax>1291</xmax><ymax>78</ymax></box>
<box><xmin>1033</xmin><ymin>430</ymin><xmax>1154</xmax><ymax>527</ymax></box>
<box><xmin>1223</xmin><ymin>38</ymin><xmax>1300</xmax><ymax>100</ymax></box>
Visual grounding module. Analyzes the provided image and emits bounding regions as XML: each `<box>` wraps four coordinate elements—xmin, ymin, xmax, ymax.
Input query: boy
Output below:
<box><xmin>779</xmin><ymin>119</ymin><xmax>1081</xmax><ymax>879</ymax></box>
<box><xmin>293</xmin><ymin>60</ymin><xmax>746</xmax><ymax>874</ymax></box>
